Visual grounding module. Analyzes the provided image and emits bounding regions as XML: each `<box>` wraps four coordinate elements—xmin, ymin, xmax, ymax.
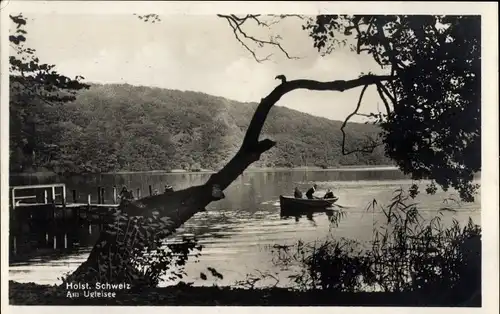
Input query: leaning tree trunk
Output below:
<box><xmin>64</xmin><ymin>74</ymin><xmax>392</xmax><ymax>286</ymax></box>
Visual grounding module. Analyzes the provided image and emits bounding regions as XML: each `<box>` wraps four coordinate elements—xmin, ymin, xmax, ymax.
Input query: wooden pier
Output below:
<box><xmin>10</xmin><ymin>183</ymin><xmax>121</xmax><ymax>209</ymax></box>
<box><xmin>8</xmin><ymin>182</ymin><xmax>169</xmax><ymax>259</ymax></box>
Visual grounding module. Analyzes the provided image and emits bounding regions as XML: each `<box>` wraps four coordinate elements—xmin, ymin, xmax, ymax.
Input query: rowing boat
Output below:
<box><xmin>279</xmin><ymin>195</ymin><xmax>338</xmax><ymax>211</ymax></box>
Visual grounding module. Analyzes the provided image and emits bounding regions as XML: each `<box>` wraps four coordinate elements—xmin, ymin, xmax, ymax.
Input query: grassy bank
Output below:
<box><xmin>9</xmin><ymin>281</ymin><xmax>480</xmax><ymax>306</ymax></box>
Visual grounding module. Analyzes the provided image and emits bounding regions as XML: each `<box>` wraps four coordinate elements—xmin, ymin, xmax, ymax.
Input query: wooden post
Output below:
<box><xmin>88</xmin><ymin>224</ymin><xmax>92</xmax><ymax>235</ymax></box>
<box><xmin>72</xmin><ymin>190</ymin><xmax>77</xmax><ymax>203</ymax></box>
<box><xmin>44</xmin><ymin>190</ymin><xmax>48</xmax><ymax>204</ymax></box>
<box><xmin>62</xmin><ymin>186</ymin><xmax>67</xmax><ymax>207</ymax></box>
<box><xmin>64</xmin><ymin>234</ymin><xmax>68</xmax><ymax>249</ymax></box>
<box><xmin>53</xmin><ymin>235</ymin><xmax>57</xmax><ymax>249</ymax></box>
<box><xmin>74</xmin><ymin>207</ymin><xmax>79</xmax><ymax>225</ymax></box>
<box><xmin>13</xmin><ymin>236</ymin><xmax>17</xmax><ymax>255</ymax></box>
<box><xmin>61</xmin><ymin>186</ymin><xmax>67</xmax><ymax>221</ymax></box>
<box><xmin>113</xmin><ymin>186</ymin><xmax>117</xmax><ymax>204</ymax></box>
<box><xmin>137</xmin><ymin>188</ymin><xmax>141</xmax><ymax>199</ymax></box>
<box><xmin>100</xmin><ymin>187</ymin><xmax>105</xmax><ymax>204</ymax></box>
<box><xmin>149</xmin><ymin>185</ymin><xmax>153</xmax><ymax>196</ymax></box>
<box><xmin>51</xmin><ymin>186</ymin><xmax>56</xmax><ymax>203</ymax></box>
<box><xmin>86</xmin><ymin>194</ymin><xmax>92</xmax><ymax>219</ymax></box>
<box><xmin>97</xmin><ymin>187</ymin><xmax>102</xmax><ymax>204</ymax></box>
<box><xmin>11</xmin><ymin>188</ymin><xmax>15</xmax><ymax>209</ymax></box>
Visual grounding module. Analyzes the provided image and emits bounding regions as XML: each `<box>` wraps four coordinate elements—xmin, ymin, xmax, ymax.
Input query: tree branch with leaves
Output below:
<box><xmin>9</xmin><ymin>14</ymin><xmax>90</xmax><ymax>172</ymax></box>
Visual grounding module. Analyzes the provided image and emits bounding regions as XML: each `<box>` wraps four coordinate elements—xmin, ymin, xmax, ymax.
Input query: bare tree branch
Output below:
<box><xmin>217</xmin><ymin>14</ymin><xmax>299</xmax><ymax>62</ymax></box>
<box><xmin>241</xmin><ymin>74</ymin><xmax>395</xmax><ymax>149</ymax></box>
<box><xmin>378</xmin><ymin>81</ymin><xmax>397</xmax><ymax>107</ymax></box>
<box><xmin>134</xmin><ymin>13</ymin><xmax>304</xmax><ymax>62</ymax></box>
<box><xmin>339</xmin><ymin>85</ymin><xmax>383</xmax><ymax>155</ymax></box>
<box><xmin>388</xmin><ymin>66</ymin><xmax>398</xmax><ymax>101</ymax></box>
<box><xmin>376</xmin><ymin>82</ymin><xmax>393</xmax><ymax>115</ymax></box>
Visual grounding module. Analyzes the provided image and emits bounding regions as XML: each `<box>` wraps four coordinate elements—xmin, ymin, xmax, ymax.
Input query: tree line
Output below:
<box><xmin>10</xmin><ymin>83</ymin><xmax>392</xmax><ymax>174</ymax></box>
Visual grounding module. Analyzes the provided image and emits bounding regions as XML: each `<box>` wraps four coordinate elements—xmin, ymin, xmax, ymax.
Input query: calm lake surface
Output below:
<box><xmin>9</xmin><ymin>168</ymin><xmax>481</xmax><ymax>288</ymax></box>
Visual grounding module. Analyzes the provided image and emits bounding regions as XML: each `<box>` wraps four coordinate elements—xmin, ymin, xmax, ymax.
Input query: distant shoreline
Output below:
<box><xmin>10</xmin><ymin>165</ymin><xmax>400</xmax><ymax>177</ymax></box>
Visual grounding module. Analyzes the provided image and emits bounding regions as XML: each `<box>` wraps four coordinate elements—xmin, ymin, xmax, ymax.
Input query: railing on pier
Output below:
<box><xmin>10</xmin><ymin>183</ymin><xmax>67</xmax><ymax>209</ymax></box>
<box><xmin>9</xmin><ymin>182</ymin><xmax>175</xmax><ymax>256</ymax></box>
<box><xmin>10</xmin><ymin>183</ymin><xmax>174</xmax><ymax>209</ymax></box>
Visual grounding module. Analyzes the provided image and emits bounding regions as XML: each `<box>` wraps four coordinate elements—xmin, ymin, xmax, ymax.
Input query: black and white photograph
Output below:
<box><xmin>1</xmin><ymin>0</ymin><xmax>498</xmax><ymax>311</ymax></box>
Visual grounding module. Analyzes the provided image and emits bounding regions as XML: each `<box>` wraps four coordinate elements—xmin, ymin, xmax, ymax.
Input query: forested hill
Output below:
<box><xmin>10</xmin><ymin>83</ymin><xmax>392</xmax><ymax>174</ymax></box>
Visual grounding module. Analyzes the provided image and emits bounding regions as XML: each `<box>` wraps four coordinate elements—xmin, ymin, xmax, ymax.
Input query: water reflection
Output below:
<box><xmin>279</xmin><ymin>207</ymin><xmax>347</xmax><ymax>229</ymax></box>
<box><xmin>8</xmin><ymin>169</ymin><xmax>481</xmax><ymax>286</ymax></box>
<box><xmin>179</xmin><ymin>210</ymin><xmax>249</xmax><ymax>240</ymax></box>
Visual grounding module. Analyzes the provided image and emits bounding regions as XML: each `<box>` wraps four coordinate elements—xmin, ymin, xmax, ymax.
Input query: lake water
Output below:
<box><xmin>8</xmin><ymin>168</ymin><xmax>481</xmax><ymax>288</ymax></box>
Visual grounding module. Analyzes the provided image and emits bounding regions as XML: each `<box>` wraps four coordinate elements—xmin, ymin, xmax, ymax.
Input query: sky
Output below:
<box><xmin>15</xmin><ymin>13</ymin><xmax>388</xmax><ymax>122</ymax></box>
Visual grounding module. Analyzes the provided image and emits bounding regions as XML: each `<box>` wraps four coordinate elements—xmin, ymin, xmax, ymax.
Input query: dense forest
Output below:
<box><xmin>10</xmin><ymin>83</ymin><xmax>392</xmax><ymax>174</ymax></box>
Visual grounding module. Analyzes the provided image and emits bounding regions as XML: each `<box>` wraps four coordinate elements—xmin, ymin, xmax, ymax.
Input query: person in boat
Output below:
<box><xmin>164</xmin><ymin>185</ymin><xmax>174</xmax><ymax>193</ymax></box>
<box><xmin>119</xmin><ymin>186</ymin><xmax>128</xmax><ymax>199</ymax></box>
<box><xmin>323</xmin><ymin>189</ymin><xmax>335</xmax><ymax>199</ymax></box>
<box><xmin>294</xmin><ymin>187</ymin><xmax>303</xmax><ymax>199</ymax></box>
<box><xmin>119</xmin><ymin>186</ymin><xmax>134</xmax><ymax>201</ymax></box>
<box><xmin>305</xmin><ymin>184</ymin><xmax>318</xmax><ymax>199</ymax></box>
